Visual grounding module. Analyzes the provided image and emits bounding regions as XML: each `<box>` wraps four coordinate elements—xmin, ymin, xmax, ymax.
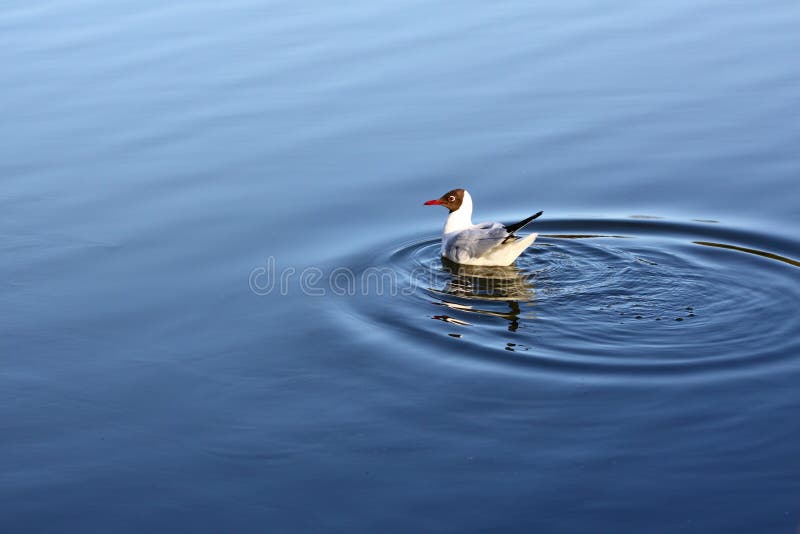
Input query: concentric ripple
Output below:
<box><xmin>336</xmin><ymin>219</ymin><xmax>800</xmax><ymax>376</ymax></box>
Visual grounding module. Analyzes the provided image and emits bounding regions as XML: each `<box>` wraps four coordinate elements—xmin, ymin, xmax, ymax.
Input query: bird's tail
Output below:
<box><xmin>497</xmin><ymin>233</ymin><xmax>538</xmax><ymax>266</ymax></box>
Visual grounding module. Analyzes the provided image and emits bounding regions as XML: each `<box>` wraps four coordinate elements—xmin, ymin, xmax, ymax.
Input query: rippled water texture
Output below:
<box><xmin>2</xmin><ymin>0</ymin><xmax>800</xmax><ymax>532</ymax></box>
<box><xmin>343</xmin><ymin>219</ymin><xmax>800</xmax><ymax>374</ymax></box>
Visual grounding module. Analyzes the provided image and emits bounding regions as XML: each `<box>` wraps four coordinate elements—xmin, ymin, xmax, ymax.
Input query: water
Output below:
<box><xmin>344</xmin><ymin>219</ymin><xmax>800</xmax><ymax>373</ymax></box>
<box><xmin>2</xmin><ymin>0</ymin><xmax>799</xmax><ymax>531</ymax></box>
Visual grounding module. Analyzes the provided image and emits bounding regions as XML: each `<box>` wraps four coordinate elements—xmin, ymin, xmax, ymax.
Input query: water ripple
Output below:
<box><xmin>336</xmin><ymin>218</ymin><xmax>800</xmax><ymax>378</ymax></box>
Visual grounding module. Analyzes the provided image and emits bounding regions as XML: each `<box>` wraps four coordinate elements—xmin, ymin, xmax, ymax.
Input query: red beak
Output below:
<box><xmin>424</xmin><ymin>199</ymin><xmax>442</xmax><ymax>205</ymax></box>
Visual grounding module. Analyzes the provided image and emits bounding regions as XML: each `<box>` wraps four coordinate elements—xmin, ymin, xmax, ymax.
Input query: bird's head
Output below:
<box><xmin>424</xmin><ymin>188</ymin><xmax>468</xmax><ymax>213</ymax></box>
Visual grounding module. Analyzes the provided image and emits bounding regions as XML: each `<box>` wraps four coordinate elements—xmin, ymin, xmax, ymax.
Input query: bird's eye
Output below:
<box><xmin>448</xmin><ymin>195</ymin><xmax>456</xmax><ymax>202</ymax></box>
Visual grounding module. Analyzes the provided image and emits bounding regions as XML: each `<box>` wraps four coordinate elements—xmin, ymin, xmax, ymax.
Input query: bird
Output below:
<box><xmin>424</xmin><ymin>188</ymin><xmax>542</xmax><ymax>266</ymax></box>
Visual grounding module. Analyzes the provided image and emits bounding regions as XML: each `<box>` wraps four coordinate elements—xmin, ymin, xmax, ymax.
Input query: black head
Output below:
<box><xmin>423</xmin><ymin>188</ymin><xmax>466</xmax><ymax>213</ymax></box>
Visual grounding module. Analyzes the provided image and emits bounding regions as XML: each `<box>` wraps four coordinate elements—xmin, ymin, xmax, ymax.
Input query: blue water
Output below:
<box><xmin>2</xmin><ymin>0</ymin><xmax>800</xmax><ymax>532</ymax></box>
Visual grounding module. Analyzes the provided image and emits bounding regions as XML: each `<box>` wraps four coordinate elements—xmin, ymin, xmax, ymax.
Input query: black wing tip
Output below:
<box><xmin>504</xmin><ymin>210</ymin><xmax>544</xmax><ymax>235</ymax></box>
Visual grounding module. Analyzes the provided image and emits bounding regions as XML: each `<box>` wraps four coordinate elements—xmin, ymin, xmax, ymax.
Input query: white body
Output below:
<box><xmin>439</xmin><ymin>191</ymin><xmax>538</xmax><ymax>266</ymax></box>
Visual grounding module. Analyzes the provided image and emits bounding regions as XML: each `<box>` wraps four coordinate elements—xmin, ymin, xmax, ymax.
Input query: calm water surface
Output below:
<box><xmin>2</xmin><ymin>0</ymin><xmax>800</xmax><ymax>532</ymax></box>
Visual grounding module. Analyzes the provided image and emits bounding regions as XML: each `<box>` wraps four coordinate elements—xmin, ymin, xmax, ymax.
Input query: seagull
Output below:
<box><xmin>424</xmin><ymin>188</ymin><xmax>542</xmax><ymax>266</ymax></box>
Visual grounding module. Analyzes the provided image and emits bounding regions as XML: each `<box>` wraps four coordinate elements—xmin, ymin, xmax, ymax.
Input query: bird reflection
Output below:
<box><xmin>429</xmin><ymin>258</ymin><xmax>536</xmax><ymax>332</ymax></box>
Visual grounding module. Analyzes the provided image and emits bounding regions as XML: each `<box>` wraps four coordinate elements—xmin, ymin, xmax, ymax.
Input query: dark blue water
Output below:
<box><xmin>2</xmin><ymin>0</ymin><xmax>800</xmax><ymax>531</ymax></box>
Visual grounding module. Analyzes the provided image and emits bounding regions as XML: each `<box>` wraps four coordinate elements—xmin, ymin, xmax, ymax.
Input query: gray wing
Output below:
<box><xmin>445</xmin><ymin>223</ymin><xmax>513</xmax><ymax>260</ymax></box>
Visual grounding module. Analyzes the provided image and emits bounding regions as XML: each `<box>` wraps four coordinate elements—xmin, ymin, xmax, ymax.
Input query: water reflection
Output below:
<box><xmin>434</xmin><ymin>300</ymin><xmax>525</xmax><ymax>332</ymax></box>
<box><xmin>438</xmin><ymin>258</ymin><xmax>537</xmax><ymax>301</ymax></box>
<box><xmin>428</xmin><ymin>258</ymin><xmax>536</xmax><ymax>332</ymax></box>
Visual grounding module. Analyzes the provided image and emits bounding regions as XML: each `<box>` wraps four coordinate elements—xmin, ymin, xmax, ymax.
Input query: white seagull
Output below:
<box><xmin>424</xmin><ymin>188</ymin><xmax>542</xmax><ymax>266</ymax></box>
